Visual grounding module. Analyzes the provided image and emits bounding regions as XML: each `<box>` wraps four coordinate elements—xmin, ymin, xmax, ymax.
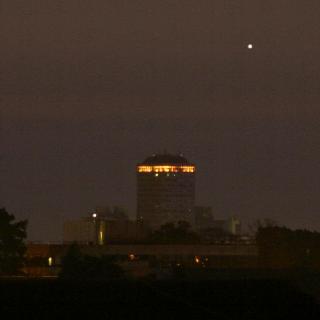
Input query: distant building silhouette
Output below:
<box><xmin>194</xmin><ymin>206</ymin><xmax>242</xmax><ymax>236</ymax></box>
<box><xmin>136</xmin><ymin>153</ymin><xmax>196</xmax><ymax>228</ymax></box>
<box><xmin>194</xmin><ymin>206</ymin><xmax>214</xmax><ymax>229</ymax></box>
<box><xmin>63</xmin><ymin>208</ymin><xmax>146</xmax><ymax>245</ymax></box>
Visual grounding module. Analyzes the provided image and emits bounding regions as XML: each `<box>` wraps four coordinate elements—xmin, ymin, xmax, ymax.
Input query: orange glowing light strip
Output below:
<box><xmin>137</xmin><ymin>165</ymin><xmax>195</xmax><ymax>173</ymax></box>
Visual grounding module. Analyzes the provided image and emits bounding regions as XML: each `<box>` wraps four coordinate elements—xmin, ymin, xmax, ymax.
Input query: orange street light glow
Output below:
<box><xmin>137</xmin><ymin>165</ymin><xmax>195</xmax><ymax>173</ymax></box>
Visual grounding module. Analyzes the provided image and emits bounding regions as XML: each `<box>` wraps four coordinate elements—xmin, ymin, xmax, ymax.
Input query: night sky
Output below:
<box><xmin>1</xmin><ymin>1</ymin><xmax>320</xmax><ymax>241</ymax></box>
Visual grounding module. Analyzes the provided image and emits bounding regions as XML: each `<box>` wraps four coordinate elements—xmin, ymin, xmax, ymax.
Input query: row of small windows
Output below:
<box><xmin>138</xmin><ymin>187</ymin><xmax>194</xmax><ymax>192</ymax></box>
<box><xmin>138</xmin><ymin>174</ymin><xmax>194</xmax><ymax>178</ymax></box>
<box><xmin>138</xmin><ymin>183</ymin><xmax>194</xmax><ymax>188</ymax></box>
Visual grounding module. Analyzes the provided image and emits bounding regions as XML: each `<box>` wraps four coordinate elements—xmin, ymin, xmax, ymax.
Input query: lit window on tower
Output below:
<box><xmin>137</xmin><ymin>165</ymin><xmax>195</xmax><ymax>173</ymax></box>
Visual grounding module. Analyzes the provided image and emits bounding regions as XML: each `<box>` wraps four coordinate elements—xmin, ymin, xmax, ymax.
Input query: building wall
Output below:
<box><xmin>63</xmin><ymin>219</ymin><xmax>96</xmax><ymax>244</ymax></box>
<box><xmin>226</xmin><ymin>217</ymin><xmax>241</xmax><ymax>235</ymax></box>
<box><xmin>24</xmin><ymin>243</ymin><xmax>259</xmax><ymax>277</ymax></box>
<box><xmin>63</xmin><ymin>218</ymin><xmax>148</xmax><ymax>244</ymax></box>
<box><xmin>26</xmin><ymin>243</ymin><xmax>258</xmax><ymax>262</ymax></box>
<box><xmin>80</xmin><ymin>244</ymin><xmax>258</xmax><ymax>257</ymax></box>
<box><xmin>137</xmin><ymin>171</ymin><xmax>195</xmax><ymax>228</ymax></box>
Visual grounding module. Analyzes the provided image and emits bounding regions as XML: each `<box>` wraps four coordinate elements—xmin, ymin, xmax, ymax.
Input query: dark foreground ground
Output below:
<box><xmin>0</xmin><ymin>276</ymin><xmax>319</xmax><ymax>319</ymax></box>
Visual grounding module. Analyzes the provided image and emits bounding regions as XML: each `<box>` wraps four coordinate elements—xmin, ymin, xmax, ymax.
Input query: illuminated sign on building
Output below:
<box><xmin>137</xmin><ymin>165</ymin><xmax>195</xmax><ymax>173</ymax></box>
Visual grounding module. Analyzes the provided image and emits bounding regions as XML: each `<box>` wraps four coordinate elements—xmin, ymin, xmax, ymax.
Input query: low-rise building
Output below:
<box><xmin>63</xmin><ymin>212</ymin><xmax>148</xmax><ymax>245</ymax></box>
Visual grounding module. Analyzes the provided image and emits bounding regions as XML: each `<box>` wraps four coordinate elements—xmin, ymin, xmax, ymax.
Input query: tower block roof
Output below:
<box><xmin>141</xmin><ymin>153</ymin><xmax>191</xmax><ymax>165</ymax></box>
<box><xmin>137</xmin><ymin>153</ymin><xmax>195</xmax><ymax>173</ymax></box>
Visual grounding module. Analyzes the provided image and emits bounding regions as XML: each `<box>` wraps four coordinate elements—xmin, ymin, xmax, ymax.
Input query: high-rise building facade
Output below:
<box><xmin>136</xmin><ymin>153</ymin><xmax>196</xmax><ymax>229</ymax></box>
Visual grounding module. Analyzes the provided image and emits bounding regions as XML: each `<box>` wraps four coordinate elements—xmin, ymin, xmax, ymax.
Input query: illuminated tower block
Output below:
<box><xmin>136</xmin><ymin>153</ymin><xmax>196</xmax><ymax>229</ymax></box>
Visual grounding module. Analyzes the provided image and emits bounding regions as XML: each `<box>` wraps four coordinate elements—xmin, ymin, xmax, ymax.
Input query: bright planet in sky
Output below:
<box><xmin>247</xmin><ymin>44</ymin><xmax>253</xmax><ymax>49</ymax></box>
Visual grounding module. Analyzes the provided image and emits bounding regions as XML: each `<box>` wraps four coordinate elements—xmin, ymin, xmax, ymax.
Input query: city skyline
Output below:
<box><xmin>2</xmin><ymin>1</ymin><xmax>320</xmax><ymax>241</ymax></box>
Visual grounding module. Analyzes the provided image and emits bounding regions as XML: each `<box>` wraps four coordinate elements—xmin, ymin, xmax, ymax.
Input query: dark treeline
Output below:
<box><xmin>257</xmin><ymin>226</ymin><xmax>320</xmax><ymax>269</ymax></box>
<box><xmin>59</xmin><ymin>243</ymin><xmax>124</xmax><ymax>280</ymax></box>
<box><xmin>0</xmin><ymin>208</ymin><xmax>27</xmax><ymax>275</ymax></box>
<box><xmin>147</xmin><ymin>221</ymin><xmax>200</xmax><ymax>244</ymax></box>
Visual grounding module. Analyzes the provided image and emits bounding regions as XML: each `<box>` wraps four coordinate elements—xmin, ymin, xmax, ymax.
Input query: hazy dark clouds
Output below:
<box><xmin>1</xmin><ymin>1</ymin><xmax>320</xmax><ymax>240</ymax></box>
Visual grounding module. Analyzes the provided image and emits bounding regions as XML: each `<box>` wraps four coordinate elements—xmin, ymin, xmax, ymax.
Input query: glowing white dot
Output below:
<box><xmin>247</xmin><ymin>44</ymin><xmax>253</xmax><ymax>49</ymax></box>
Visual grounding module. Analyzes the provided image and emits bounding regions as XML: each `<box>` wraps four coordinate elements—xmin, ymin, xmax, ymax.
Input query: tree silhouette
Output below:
<box><xmin>60</xmin><ymin>243</ymin><xmax>124</xmax><ymax>280</ymax></box>
<box><xmin>0</xmin><ymin>208</ymin><xmax>28</xmax><ymax>275</ymax></box>
<box><xmin>59</xmin><ymin>243</ymin><xmax>83</xmax><ymax>279</ymax></box>
<box><xmin>256</xmin><ymin>226</ymin><xmax>320</xmax><ymax>269</ymax></box>
<box><xmin>248</xmin><ymin>218</ymin><xmax>277</xmax><ymax>236</ymax></box>
<box><xmin>149</xmin><ymin>221</ymin><xmax>200</xmax><ymax>244</ymax></box>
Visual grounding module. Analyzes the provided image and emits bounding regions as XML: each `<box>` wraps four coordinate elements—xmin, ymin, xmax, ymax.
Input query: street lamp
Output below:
<box><xmin>92</xmin><ymin>212</ymin><xmax>97</xmax><ymax>244</ymax></box>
